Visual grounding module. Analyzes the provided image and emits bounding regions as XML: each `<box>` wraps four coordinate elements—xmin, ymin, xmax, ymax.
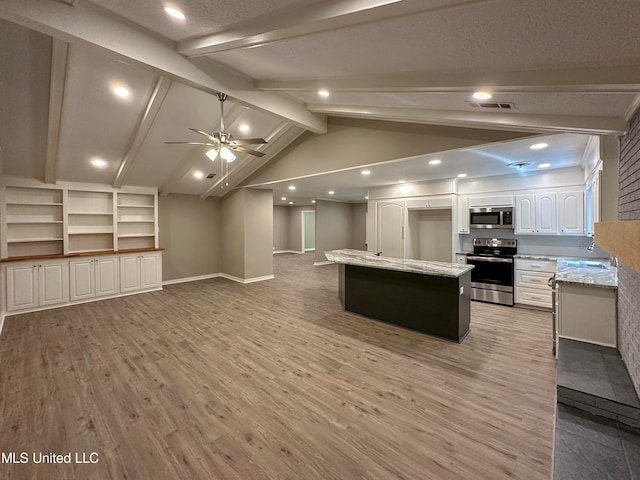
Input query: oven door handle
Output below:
<box><xmin>467</xmin><ymin>256</ymin><xmax>513</xmax><ymax>263</ymax></box>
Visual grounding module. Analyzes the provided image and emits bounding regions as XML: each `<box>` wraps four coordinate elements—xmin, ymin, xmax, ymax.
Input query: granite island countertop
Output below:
<box><xmin>325</xmin><ymin>249</ymin><xmax>474</xmax><ymax>278</ymax></box>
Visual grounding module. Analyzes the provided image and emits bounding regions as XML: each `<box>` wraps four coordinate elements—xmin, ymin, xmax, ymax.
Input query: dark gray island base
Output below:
<box><xmin>326</xmin><ymin>250</ymin><xmax>473</xmax><ymax>343</ymax></box>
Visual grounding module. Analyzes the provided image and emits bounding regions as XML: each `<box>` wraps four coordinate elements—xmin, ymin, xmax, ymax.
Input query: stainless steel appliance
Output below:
<box><xmin>470</xmin><ymin>207</ymin><xmax>514</xmax><ymax>229</ymax></box>
<box><xmin>467</xmin><ymin>238</ymin><xmax>517</xmax><ymax>306</ymax></box>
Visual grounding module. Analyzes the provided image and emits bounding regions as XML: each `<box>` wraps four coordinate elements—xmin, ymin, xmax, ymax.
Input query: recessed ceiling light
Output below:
<box><xmin>361</xmin><ymin>169</ymin><xmax>371</xmax><ymax>175</ymax></box>
<box><xmin>112</xmin><ymin>85</ymin><xmax>130</xmax><ymax>98</ymax></box>
<box><xmin>318</xmin><ymin>89</ymin><xmax>330</xmax><ymax>98</ymax></box>
<box><xmin>472</xmin><ymin>91</ymin><xmax>492</xmax><ymax>100</ymax></box>
<box><xmin>457</xmin><ymin>173</ymin><xmax>468</xmax><ymax>178</ymax></box>
<box><xmin>289</xmin><ymin>201</ymin><xmax>294</xmax><ymax>205</ymax></box>
<box><xmin>164</xmin><ymin>5</ymin><xmax>185</xmax><ymax>20</ymax></box>
<box><xmin>239</xmin><ymin>124</ymin><xmax>250</xmax><ymax>133</ymax></box>
<box><xmin>288</xmin><ymin>185</ymin><xmax>296</xmax><ymax>191</ymax></box>
<box><xmin>365</xmin><ymin>196</ymin><xmax>369</xmax><ymax>200</ymax></box>
<box><xmin>398</xmin><ymin>180</ymin><xmax>406</xmax><ymax>184</ymax></box>
<box><xmin>328</xmin><ymin>190</ymin><xmax>335</xmax><ymax>195</ymax></box>
<box><xmin>429</xmin><ymin>159</ymin><xmax>442</xmax><ymax>165</ymax></box>
<box><xmin>312</xmin><ymin>200</ymin><xmax>316</xmax><ymax>203</ymax></box>
<box><xmin>538</xmin><ymin>163</ymin><xmax>551</xmax><ymax>169</ymax></box>
<box><xmin>193</xmin><ymin>170</ymin><xmax>204</xmax><ymax>179</ymax></box>
<box><xmin>90</xmin><ymin>157</ymin><xmax>107</xmax><ymax>168</ymax></box>
<box><xmin>530</xmin><ymin>142</ymin><xmax>549</xmax><ymax>150</ymax></box>
<box><xmin>281</xmin><ymin>197</ymin><xmax>286</xmax><ymax>201</ymax></box>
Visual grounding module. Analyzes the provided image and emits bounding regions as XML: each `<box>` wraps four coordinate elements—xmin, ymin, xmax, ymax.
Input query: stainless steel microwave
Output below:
<box><xmin>469</xmin><ymin>207</ymin><xmax>514</xmax><ymax>229</ymax></box>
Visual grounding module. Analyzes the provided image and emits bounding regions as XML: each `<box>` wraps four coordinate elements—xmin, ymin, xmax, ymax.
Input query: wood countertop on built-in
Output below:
<box><xmin>0</xmin><ymin>248</ymin><xmax>165</xmax><ymax>263</ymax></box>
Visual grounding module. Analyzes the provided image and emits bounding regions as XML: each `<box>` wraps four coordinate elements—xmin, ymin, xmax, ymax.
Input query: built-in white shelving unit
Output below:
<box><xmin>116</xmin><ymin>192</ymin><xmax>157</xmax><ymax>250</ymax></box>
<box><xmin>3</xmin><ymin>187</ymin><xmax>64</xmax><ymax>258</ymax></box>
<box><xmin>1</xmin><ymin>183</ymin><xmax>158</xmax><ymax>259</ymax></box>
<box><xmin>67</xmin><ymin>190</ymin><xmax>114</xmax><ymax>254</ymax></box>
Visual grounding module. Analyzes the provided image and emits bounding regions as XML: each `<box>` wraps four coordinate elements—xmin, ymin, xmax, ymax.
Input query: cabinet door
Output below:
<box><xmin>6</xmin><ymin>264</ymin><xmax>38</xmax><ymax>311</ymax></box>
<box><xmin>95</xmin><ymin>257</ymin><xmax>119</xmax><ymax>297</ymax></box>
<box><xmin>70</xmin><ymin>259</ymin><xmax>95</xmax><ymax>301</ymax></box>
<box><xmin>120</xmin><ymin>255</ymin><xmax>141</xmax><ymax>292</ymax></box>
<box><xmin>535</xmin><ymin>193</ymin><xmax>557</xmax><ymax>234</ymax></box>
<box><xmin>140</xmin><ymin>253</ymin><xmax>161</xmax><ymax>289</ymax></box>
<box><xmin>366</xmin><ymin>201</ymin><xmax>378</xmax><ymax>251</ymax></box>
<box><xmin>515</xmin><ymin>195</ymin><xmax>535</xmax><ymax>233</ymax></box>
<box><xmin>457</xmin><ymin>196</ymin><xmax>470</xmax><ymax>234</ymax></box>
<box><xmin>378</xmin><ymin>201</ymin><xmax>404</xmax><ymax>258</ymax></box>
<box><xmin>38</xmin><ymin>262</ymin><xmax>68</xmax><ymax>306</ymax></box>
<box><xmin>558</xmin><ymin>191</ymin><xmax>584</xmax><ymax>235</ymax></box>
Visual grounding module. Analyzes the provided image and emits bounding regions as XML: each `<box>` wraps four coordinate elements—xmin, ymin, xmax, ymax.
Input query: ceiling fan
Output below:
<box><xmin>165</xmin><ymin>93</ymin><xmax>267</xmax><ymax>163</ymax></box>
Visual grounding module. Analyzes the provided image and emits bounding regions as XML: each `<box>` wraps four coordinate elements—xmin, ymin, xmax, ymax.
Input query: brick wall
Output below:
<box><xmin>618</xmin><ymin>107</ymin><xmax>640</xmax><ymax>397</ymax></box>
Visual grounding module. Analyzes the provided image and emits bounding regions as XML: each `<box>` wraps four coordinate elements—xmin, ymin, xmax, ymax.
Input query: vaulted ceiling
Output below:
<box><xmin>1</xmin><ymin>0</ymin><xmax>639</xmax><ymax>201</ymax></box>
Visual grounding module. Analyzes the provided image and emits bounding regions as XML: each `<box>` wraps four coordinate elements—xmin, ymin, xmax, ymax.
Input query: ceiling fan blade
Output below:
<box><xmin>234</xmin><ymin>145</ymin><xmax>266</xmax><ymax>157</ymax></box>
<box><xmin>233</xmin><ymin>137</ymin><xmax>267</xmax><ymax>145</ymax></box>
<box><xmin>188</xmin><ymin>128</ymin><xmax>218</xmax><ymax>142</ymax></box>
<box><xmin>164</xmin><ymin>141</ymin><xmax>218</xmax><ymax>146</ymax></box>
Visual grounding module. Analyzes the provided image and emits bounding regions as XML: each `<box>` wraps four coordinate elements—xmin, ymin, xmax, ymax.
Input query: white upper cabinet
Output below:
<box><xmin>515</xmin><ymin>195</ymin><xmax>536</xmax><ymax>233</ymax></box>
<box><xmin>457</xmin><ymin>195</ymin><xmax>470</xmax><ymax>234</ymax></box>
<box><xmin>535</xmin><ymin>193</ymin><xmax>557</xmax><ymax>234</ymax></box>
<box><xmin>558</xmin><ymin>191</ymin><xmax>585</xmax><ymax>235</ymax></box>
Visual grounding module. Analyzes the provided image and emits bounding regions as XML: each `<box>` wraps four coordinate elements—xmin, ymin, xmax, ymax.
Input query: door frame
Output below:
<box><xmin>301</xmin><ymin>210</ymin><xmax>316</xmax><ymax>252</ymax></box>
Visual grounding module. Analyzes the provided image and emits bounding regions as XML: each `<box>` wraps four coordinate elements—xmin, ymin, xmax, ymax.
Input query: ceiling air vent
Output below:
<box><xmin>507</xmin><ymin>161</ymin><xmax>533</xmax><ymax>169</ymax></box>
<box><xmin>206</xmin><ymin>173</ymin><xmax>216</xmax><ymax>179</ymax></box>
<box><xmin>466</xmin><ymin>101</ymin><xmax>515</xmax><ymax>109</ymax></box>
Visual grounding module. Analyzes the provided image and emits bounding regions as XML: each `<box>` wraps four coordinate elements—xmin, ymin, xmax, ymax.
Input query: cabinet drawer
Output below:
<box><xmin>516</xmin><ymin>287</ymin><xmax>552</xmax><ymax>308</ymax></box>
<box><xmin>515</xmin><ymin>258</ymin><xmax>556</xmax><ymax>273</ymax></box>
<box><xmin>515</xmin><ymin>270</ymin><xmax>553</xmax><ymax>289</ymax></box>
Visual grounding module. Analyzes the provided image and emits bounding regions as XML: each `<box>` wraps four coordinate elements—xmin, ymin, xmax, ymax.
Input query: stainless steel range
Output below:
<box><xmin>466</xmin><ymin>238</ymin><xmax>517</xmax><ymax>306</ymax></box>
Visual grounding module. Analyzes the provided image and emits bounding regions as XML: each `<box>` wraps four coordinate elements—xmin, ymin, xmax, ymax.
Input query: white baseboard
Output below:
<box><xmin>273</xmin><ymin>250</ymin><xmax>304</xmax><ymax>254</ymax></box>
<box><xmin>163</xmin><ymin>273</ymin><xmax>221</xmax><ymax>285</ymax></box>
<box><xmin>304</xmin><ymin>248</ymin><xmax>316</xmax><ymax>252</ymax></box>
<box><xmin>314</xmin><ymin>261</ymin><xmax>334</xmax><ymax>266</ymax></box>
<box><xmin>0</xmin><ymin>312</ymin><xmax>5</xmax><ymax>338</ymax></box>
<box><xmin>219</xmin><ymin>273</ymin><xmax>275</xmax><ymax>284</ymax></box>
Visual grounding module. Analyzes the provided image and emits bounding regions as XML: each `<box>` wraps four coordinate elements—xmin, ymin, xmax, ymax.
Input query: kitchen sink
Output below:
<box><xmin>563</xmin><ymin>260</ymin><xmax>608</xmax><ymax>269</ymax></box>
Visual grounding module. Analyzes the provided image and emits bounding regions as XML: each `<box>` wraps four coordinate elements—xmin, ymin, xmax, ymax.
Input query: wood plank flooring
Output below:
<box><xmin>0</xmin><ymin>253</ymin><xmax>557</xmax><ymax>479</ymax></box>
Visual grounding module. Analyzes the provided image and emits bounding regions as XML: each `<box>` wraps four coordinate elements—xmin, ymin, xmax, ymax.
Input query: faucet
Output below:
<box><xmin>610</xmin><ymin>255</ymin><xmax>619</xmax><ymax>267</ymax></box>
<box><xmin>587</xmin><ymin>240</ymin><xmax>595</xmax><ymax>252</ymax></box>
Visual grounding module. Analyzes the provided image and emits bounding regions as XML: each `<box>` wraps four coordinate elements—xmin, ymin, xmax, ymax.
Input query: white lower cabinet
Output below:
<box><xmin>6</xmin><ymin>260</ymin><xmax>69</xmax><ymax>312</ymax></box>
<box><xmin>70</xmin><ymin>256</ymin><xmax>119</xmax><ymax>301</ymax></box>
<box><xmin>120</xmin><ymin>253</ymin><xmax>162</xmax><ymax>293</ymax></box>
<box><xmin>4</xmin><ymin>251</ymin><xmax>161</xmax><ymax>313</ymax></box>
<box><xmin>515</xmin><ymin>258</ymin><xmax>556</xmax><ymax>308</ymax></box>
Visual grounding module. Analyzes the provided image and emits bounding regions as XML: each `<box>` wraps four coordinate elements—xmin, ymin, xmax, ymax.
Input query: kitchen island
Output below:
<box><xmin>324</xmin><ymin>249</ymin><xmax>474</xmax><ymax>342</ymax></box>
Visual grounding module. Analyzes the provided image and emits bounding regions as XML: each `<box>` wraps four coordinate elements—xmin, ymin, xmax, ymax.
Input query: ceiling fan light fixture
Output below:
<box><xmin>205</xmin><ymin>148</ymin><xmax>218</xmax><ymax>161</ymax></box>
<box><xmin>220</xmin><ymin>146</ymin><xmax>236</xmax><ymax>162</ymax></box>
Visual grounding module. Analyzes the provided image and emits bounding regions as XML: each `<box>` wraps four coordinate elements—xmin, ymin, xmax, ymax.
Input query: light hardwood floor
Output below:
<box><xmin>0</xmin><ymin>253</ymin><xmax>557</xmax><ymax>480</ymax></box>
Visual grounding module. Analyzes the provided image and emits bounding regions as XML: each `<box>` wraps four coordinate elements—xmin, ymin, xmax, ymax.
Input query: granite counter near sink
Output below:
<box><xmin>555</xmin><ymin>258</ymin><xmax>618</xmax><ymax>289</ymax></box>
<box><xmin>514</xmin><ymin>254</ymin><xmax>618</xmax><ymax>289</ymax></box>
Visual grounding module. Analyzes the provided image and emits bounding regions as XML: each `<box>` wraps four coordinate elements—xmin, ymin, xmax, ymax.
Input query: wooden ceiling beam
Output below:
<box><xmin>178</xmin><ymin>0</ymin><xmax>492</xmax><ymax>57</ymax></box>
<box><xmin>44</xmin><ymin>38</ymin><xmax>69</xmax><ymax>184</ymax></box>
<box><xmin>305</xmin><ymin>104</ymin><xmax>629</xmax><ymax>136</ymax></box>
<box><xmin>256</xmin><ymin>65</ymin><xmax>640</xmax><ymax>94</ymax></box>
<box><xmin>113</xmin><ymin>76</ymin><xmax>172</xmax><ymax>188</ymax></box>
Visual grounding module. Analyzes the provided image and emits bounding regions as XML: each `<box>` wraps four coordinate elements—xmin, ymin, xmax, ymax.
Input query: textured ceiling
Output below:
<box><xmin>0</xmin><ymin>0</ymin><xmax>638</xmax><ymax>200</ymax></box>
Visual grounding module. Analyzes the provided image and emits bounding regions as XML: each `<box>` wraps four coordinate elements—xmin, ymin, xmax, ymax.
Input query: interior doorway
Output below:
<box><xmin>302</xmin><ymin>210</ymin><xmax>316</xmax><ymax>252</ymax></box>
